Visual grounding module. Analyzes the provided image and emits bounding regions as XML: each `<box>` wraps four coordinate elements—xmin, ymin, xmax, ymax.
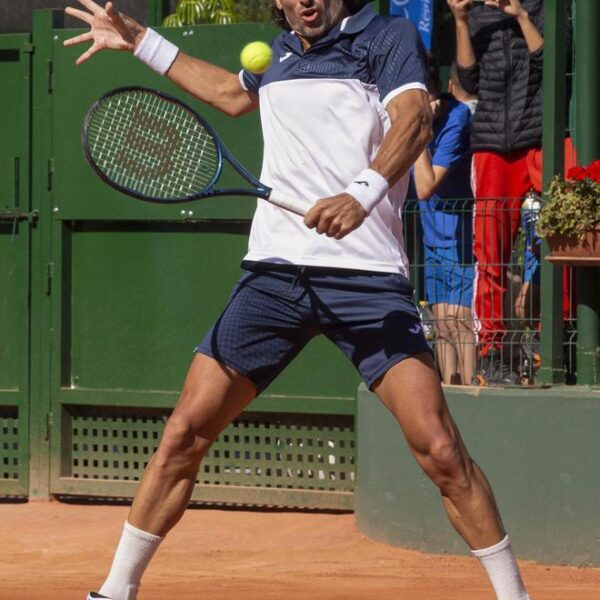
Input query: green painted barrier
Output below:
<box><xmin>355</xmin><ymin>384</ymin><xmax>600</xmax><ymax>566</ymax></box>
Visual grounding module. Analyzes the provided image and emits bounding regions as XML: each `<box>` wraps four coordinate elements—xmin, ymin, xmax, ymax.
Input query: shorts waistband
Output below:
<box><xmin>240</xmin><ymin>260</ymin><xmax>399</xmax><ymax>279</ymax></box>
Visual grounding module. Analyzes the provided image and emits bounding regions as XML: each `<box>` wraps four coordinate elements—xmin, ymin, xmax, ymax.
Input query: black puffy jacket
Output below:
<box><xmin>456</xmin><ymin>0</ymin><xmax>543</xmax><ymax>154</ymax></box>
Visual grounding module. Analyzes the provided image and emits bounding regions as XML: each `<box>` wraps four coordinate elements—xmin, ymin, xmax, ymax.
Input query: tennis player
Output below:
<box><xmin>65</xmin><ymin>1</ymin><xmax>531</xmax><ymax>599</ymax></box>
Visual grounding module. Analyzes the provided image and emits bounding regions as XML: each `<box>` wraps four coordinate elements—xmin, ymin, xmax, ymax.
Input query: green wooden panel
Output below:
<box><xmin>0</xmin><ymin>33</ymin><xmax>31</xmax><ymax>496</ymax></box>
<box><xmin>50</xmin><ymin>399</ymin><xmax>355</xmax><ymax>509</ymax></box>
<box><xmin>51</xmin><ymin>23</ymin><xmax>279</xmax><ymax>222</ymax></box>
<box><xmin>48</xmin><ymin>22</ymin><xmax>360</xmax><ymax>402</ymax></box>
<box><xmin>41</xmin><ymin>18</ymin><xmax>360</xmax><ymax>505</ymax></box>
<box><xmin>60</xmin><ymin>221</ymin><xmax>250</xmax><ymax>390</ymax></box>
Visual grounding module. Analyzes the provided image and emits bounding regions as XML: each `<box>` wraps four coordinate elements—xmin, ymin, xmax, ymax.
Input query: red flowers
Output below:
<box><xmin>567</xmin><ymin>160</ymin><xmax>600</xmax><ymax>183</ymax></box>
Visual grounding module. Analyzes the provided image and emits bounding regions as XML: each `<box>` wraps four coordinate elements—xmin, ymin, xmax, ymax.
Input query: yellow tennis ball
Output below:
<box><xmin>240</xmin><ymin>41</ymin><xmax>273</xmax><ymax>74</ymax></box>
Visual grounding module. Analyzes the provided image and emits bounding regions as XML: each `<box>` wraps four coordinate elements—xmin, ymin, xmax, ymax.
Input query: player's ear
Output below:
<box><xmin>274</xmin><ymin>0</ymin><xmax>283</xmax><ymax>10</ymax></box>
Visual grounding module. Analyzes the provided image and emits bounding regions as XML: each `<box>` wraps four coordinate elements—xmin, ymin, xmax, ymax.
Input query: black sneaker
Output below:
<box><xmin>473</xmin><ymin>354</ymin><xmax>522</xmax><ymax>386</ymax></box>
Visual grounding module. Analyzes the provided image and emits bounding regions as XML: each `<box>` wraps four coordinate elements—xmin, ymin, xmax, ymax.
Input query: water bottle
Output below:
<box><xmin>521</xmin><ymin>192</ymin><xmax>542</xmax><ymax>245</ymax></box>
<box><xmin>418</xmin><ymin>300</ymin><xmax>435</xmax><ymax>344</ymax></box>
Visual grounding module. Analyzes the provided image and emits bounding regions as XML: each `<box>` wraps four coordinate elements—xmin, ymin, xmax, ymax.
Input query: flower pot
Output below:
<box><xmin>545</xmin><ymin>228</ymin><xmax>600</xmax><ymax>266</ymax></box>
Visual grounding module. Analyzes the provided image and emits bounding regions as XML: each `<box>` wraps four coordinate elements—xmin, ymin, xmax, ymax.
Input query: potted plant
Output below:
<box><xmin>536</xmin><ymin>160</ymin><xmax>600</xmax><ymax>266</ymax></box>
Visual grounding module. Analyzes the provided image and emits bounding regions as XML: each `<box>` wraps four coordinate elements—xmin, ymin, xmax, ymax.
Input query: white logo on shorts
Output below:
<box><xmin>408</xmin><ymin>324</ymin><xmax>422</xmax><ymax>335</ymax></box>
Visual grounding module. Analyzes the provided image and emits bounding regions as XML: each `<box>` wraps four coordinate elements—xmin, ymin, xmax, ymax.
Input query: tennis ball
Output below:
<box><xmin>240</xmin><ymin>41</ymin><xmax>273</xmax><ymax>74</ymax></box>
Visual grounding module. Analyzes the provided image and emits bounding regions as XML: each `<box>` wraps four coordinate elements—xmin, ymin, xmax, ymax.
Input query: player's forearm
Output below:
<box><xmin>455</xmin><ymin>19</ymin><xmax>477</xmax><ymax>68</ymax></box>
<box><xmin>516</xmin><ymin>10</ymin><xmax>543</xmax><ymax>53</ymax></box>
<box><xmin>371</xmin><ymin>93</ymin><xmax>432</xmax><ymax>187</ymax></box>
<box><xmin>166</xmin><ymin>53</ymin><xmax>258</xmax><ymax>117</ymax></box>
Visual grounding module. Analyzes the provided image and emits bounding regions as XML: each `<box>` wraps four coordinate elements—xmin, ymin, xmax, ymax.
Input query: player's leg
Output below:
<box><xmin>95</xmin><ymin>354</ymin><xmax>257</xmax><ymax>600</ymax></box>
<box><xmin>128</xmin><ymin>353</ymin><xmax>257</xmax><ymax>535</ymax></box>
<box><xmin>373</xmin><ymin>352</ymin><xmax>530</xmax><ymax>599</ymax></box>
<box><xmin>92</xmin><ymin>268</ymin><xmax>315</xmax><ymax>600</ymax></box>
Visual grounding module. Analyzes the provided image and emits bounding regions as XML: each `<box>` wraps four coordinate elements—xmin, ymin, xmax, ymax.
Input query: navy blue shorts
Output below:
<box><xmin>196</xmin><ymin>265</ymin><xmax>432</xmax><ymax>393</ymax></box>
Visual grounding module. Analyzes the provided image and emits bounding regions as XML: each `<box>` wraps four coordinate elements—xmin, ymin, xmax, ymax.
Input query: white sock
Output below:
<box><xmin>472</xmin><ymin>535</ymin><xmax>531</xmax><ymax>600</ymax></box>
<box><xmin>98</xmin><ymin>521</ymin><xmax>163</xmax><ymax>600</ymax></box>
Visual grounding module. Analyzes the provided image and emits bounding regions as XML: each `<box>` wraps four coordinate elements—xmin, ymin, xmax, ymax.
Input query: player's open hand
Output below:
<box><xmin>304</xmin><ymin>194</ymin><xmax>367</xmax><ymax>240</ymax></box>
<box><xmin>63</xmin><ymin>0</ymin><xmax>145</xmax><ymax>65</ymax></box>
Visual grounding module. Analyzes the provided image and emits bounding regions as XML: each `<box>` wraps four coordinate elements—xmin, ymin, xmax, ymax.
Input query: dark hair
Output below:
<box><xmin>272</xmin><ymin>1</ymin><xmax>369</xmax><ymax>30</ymax></box>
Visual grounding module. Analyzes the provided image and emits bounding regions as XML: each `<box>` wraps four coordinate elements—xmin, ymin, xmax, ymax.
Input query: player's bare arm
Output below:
<box><xmin>63</xmin><ymin>0</ymin><xmax>257</xmax><ymax>116</ymax></box>
<box><xmin>304</xmin><ymin>89</ymin><xmax>432</xmax><ymax>240</ymax></box>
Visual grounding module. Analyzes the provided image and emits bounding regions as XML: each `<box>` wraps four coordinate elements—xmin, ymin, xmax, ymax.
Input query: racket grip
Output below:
<box><xmin>266</xmin><ymin>190</ymin><xmax>311</xmax><ymax>216</ymax></box>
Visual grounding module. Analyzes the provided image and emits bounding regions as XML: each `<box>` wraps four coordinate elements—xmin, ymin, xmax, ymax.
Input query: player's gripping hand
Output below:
<box><xmin>63</xmin><ymin>0</ymin><xmax>146</xmax><ymax>65</ymax></box>
<box><xmin>304</xmin><ymin>194</ymin><xmax>367</xmax><ymax>240</ymax></box>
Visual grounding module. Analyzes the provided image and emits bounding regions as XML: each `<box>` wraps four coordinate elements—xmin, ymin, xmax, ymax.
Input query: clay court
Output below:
<box><xmin>1</xmin><ymin>501</ymin><xmax>599</xmax><ymax>600</ymax></box>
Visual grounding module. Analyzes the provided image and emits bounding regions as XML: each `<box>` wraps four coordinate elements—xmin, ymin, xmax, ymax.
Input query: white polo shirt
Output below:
<box><xmin>239</xmin><ymin>5</ymin><xmax>427</xmax><ymax>277</ymax></box>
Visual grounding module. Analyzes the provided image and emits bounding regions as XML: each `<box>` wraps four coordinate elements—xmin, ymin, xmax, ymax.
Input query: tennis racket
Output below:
<box><xmin>82</xmin><ymin>86</ymin><xmax>311</xmax><ymax>215</ymax></box>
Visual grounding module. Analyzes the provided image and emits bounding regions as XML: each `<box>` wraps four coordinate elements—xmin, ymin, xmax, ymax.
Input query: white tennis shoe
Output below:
<box><xmin>86</xmin><ymin>593</ymin><xmax>112</xmax><ymax>600</ymax></box>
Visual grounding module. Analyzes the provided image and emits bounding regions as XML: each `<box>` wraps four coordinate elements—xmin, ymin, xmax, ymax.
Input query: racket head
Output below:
<box><xmin>82</xmin><ymin>86</ymin><xmax>223</xmax><ymax>204</ymax></box>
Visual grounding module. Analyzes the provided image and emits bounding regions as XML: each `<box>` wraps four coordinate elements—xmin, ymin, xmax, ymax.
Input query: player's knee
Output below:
<box><xmin>154</xmin><ymin>413</ymin><xmax>209</xmax><ymax>469</ymax></box>
<box><xmin>422</xmin><ymin>436</ymin><xmax>471</xmax><ymax>492</ymax></box>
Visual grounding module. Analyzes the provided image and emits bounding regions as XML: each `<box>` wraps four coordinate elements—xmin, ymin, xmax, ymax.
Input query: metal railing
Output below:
<box><xmin>403</xmin><ymin>196</ymin><xmax>577</xmax><ymax>386</ymax></box>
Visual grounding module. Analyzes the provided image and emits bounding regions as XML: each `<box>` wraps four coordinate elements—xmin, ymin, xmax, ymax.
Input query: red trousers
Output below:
<box><xmin>472</xmin><ymin>149</ymin><xmax>541</xmax><ymax>355</ymax></box>
<box><xmin>472</xmin><ymin>143</ymin><xmax>576</xmax><ymax>356</ymax></box>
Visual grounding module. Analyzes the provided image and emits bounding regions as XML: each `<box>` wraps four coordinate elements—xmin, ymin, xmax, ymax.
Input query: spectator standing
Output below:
<box><xmin>413</xmin><ymin>55</ymin><xmax>476</xmax><ymax>385</ymax></box>
<box><xmin>447</xmin><ymin>0</ymin><xmax>544</xmax><ymax>385</ymax></box>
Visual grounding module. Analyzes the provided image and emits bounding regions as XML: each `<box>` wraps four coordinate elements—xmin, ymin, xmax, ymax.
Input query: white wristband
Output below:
<box><xmin>134</xmin><ymin>28</ymin><xmax>179</xmax><ymax>75</ymax></box>
<box><xmin>344</xmin><ymin>168</ymin><xmax>390</xmax><ymax>213</ymax></box>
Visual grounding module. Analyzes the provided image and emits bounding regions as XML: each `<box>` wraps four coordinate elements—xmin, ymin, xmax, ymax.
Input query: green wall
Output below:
<box><xmin>355</xmin><ymin>384</ymin><xmax>600</xmax><ymax>566</ymax></box>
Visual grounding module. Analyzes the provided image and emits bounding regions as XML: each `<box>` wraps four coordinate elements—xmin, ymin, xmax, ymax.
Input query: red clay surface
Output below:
<box><xmin>1</xmin><ymin>501</ymin><xmax>599</xmax><ymax>600</ymax></box>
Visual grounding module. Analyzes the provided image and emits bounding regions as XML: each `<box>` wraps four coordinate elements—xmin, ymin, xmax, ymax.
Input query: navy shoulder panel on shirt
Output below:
<box><xmin>241</xmin><ymin>14</ymin><xmax>426</xmax><ymax>103</ymax></box>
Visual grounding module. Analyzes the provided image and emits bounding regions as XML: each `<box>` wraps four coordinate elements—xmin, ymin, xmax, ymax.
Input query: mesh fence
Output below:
<box><xmin>403</xmin><ymin>196</ymin><xmax>577</xmax><ymax>386</ymax></box>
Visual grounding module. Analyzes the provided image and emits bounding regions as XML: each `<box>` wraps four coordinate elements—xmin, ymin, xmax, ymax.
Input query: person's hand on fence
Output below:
<box><xmin>63</xmin><ymin>0</ymin><xmax>146</xmax><ymax>65</ymax></box>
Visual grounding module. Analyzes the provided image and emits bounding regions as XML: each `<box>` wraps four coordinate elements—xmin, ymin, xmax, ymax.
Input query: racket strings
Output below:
<box><xmin>86</xmin><ymin>90</ymin><xmax>219</xmax><ymax>200</ymax></box>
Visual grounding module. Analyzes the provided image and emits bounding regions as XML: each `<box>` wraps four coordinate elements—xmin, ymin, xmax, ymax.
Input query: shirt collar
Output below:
<box><xmin>282</xmin><ymin>3</ymin><xmax>377</xmax><ymax>53</ymax></box>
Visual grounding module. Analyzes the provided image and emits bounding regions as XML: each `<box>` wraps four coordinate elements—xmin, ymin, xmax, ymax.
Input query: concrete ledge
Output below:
<box><xmin>355</xmin><ymin>384</ymin><xmax>600</xmax><ymax>566</ymax></box>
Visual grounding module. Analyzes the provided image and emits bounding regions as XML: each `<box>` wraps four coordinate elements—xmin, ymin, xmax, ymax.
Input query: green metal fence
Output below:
<box><xmin>0</xmin><ymin>32</ymin><xmax>32</xmax><ymax>497</ymax></box>
<box><xmin>0</xmin><ymin>10</ymin><xmax>360</xmax><ymax>508</ymax></box>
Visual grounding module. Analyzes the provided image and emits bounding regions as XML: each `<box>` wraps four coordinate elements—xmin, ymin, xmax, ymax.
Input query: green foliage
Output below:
<box><xmin>164</xmin><ymin>0</ymin><xmax>242</xmax><ymax>26</ymax></box>
<box><xmin>163</xmin><ymin>0</ymin><xmax>274</xmax><ymax>26</ymax></box>
<box><xmin>537</xmin><ymin>174</ymin><xmax>600</xmax><ymax>241</ymax></box>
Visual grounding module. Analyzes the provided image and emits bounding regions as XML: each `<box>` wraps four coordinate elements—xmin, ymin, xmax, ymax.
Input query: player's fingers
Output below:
<box><xmin>76</xmin><ymin>0</ymin><xmax>103</xmax><ymax>15</ymax></box>
<box><xmin>303</xmin><ymin>201</ymin><xmax>330</xmax><ymax>229</ymax></box>
<box><xmin>75</xmin><ymin>42</ymin><xmax>100</xmax><ymax>65</ymax></box>
<box><xmin>325</xmin><ymin>220</ymin><xmax>342</xmax><ymax>238</ymax></box>
<box><xmin>303</xmin><ymin>206</ymin><xmax>319</xmax><ymax>229</ymax></box>
<box><xmin>65</xmin><ymin>6</ymin><xmax>94</xmax><ymax>24</ymax></box>
<box><xmin>313</xmin><ymin>207</ymin><xmax>336</xmax><ymax>235</ymax></box>
<box><xmin>106</xmin><ymin>3</ymin><xmax>133</xmax><ymax>42</ymax></box>
<box><xmin>63</xmin><ymin>31</ymin><xmax>94</xmax><ymax>47</ymax></box>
